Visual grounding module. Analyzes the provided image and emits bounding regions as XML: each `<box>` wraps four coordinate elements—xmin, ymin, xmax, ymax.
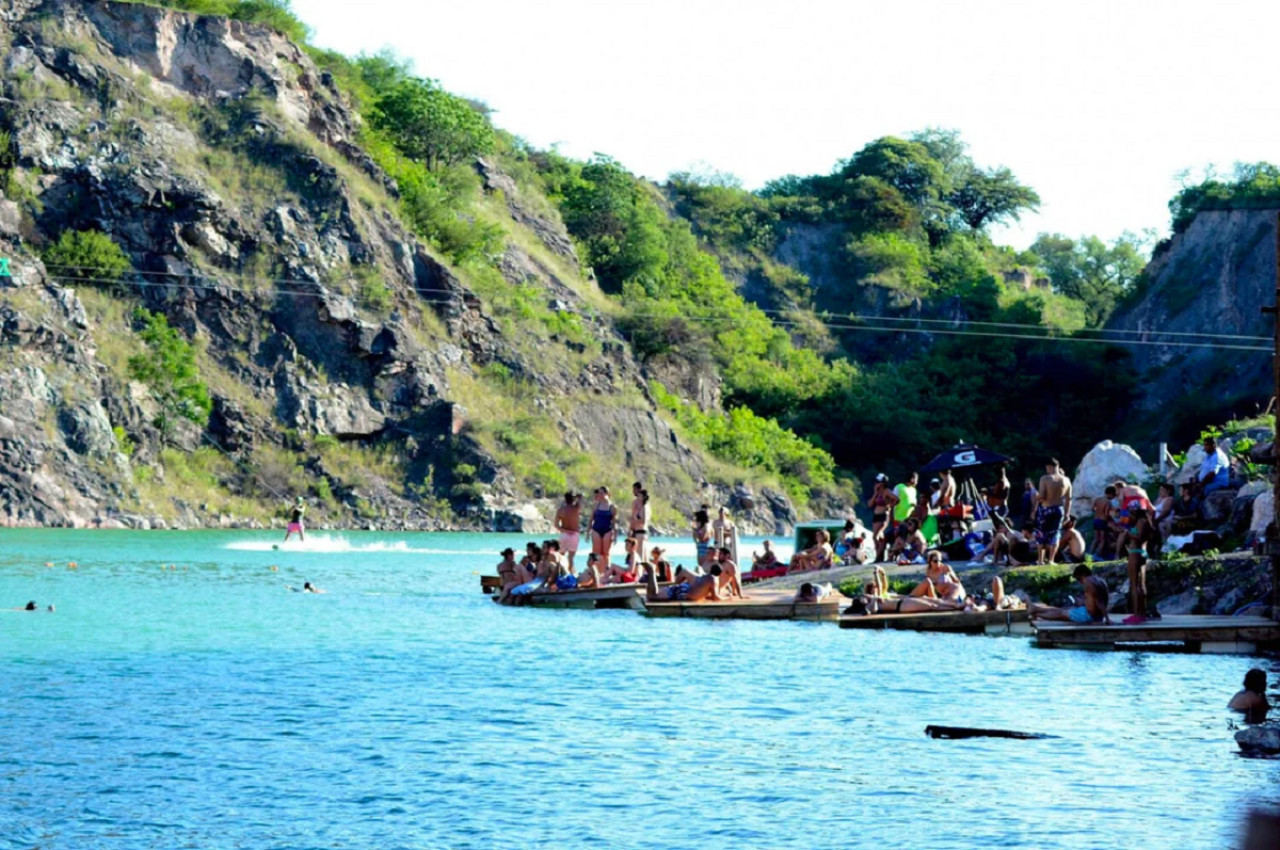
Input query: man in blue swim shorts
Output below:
<box><xmin>1035</xmin><ymin>458</ymin><xmax>1071</xmax><ymax>565</ymax></box>
<box><xmin>1029</xmin><ymin>564</ymin><xmax>1109</xmax><ymax>624</ymax></box>
<box><xmin>649</xmin><ymin>564</ymin><xmax>720</xmax><ymax>603</ymax></box>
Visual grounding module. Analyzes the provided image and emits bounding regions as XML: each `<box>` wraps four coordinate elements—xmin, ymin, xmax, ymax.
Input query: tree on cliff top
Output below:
<box><xmin>370</xmin><ymin>78</ymin><xmax>496</xmax><ymax>171</ymax></box>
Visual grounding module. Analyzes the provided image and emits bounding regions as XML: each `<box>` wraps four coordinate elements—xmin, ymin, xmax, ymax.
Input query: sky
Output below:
<box><xmin>294</xmin><ymin>0</ymin><xmax>1280</xmax><ymax>250</ymax></box>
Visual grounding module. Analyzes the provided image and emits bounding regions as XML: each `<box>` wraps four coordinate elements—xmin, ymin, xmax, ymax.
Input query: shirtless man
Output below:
<box><xmin>1029</xmin><ymin>564</ymin><xmax>1110</xmax><ymax>624</ymax></box>
<box><xmin>1036</xmin><ymin>458</ymin><xmax>1072</xmax><ymax>565</ymax></box>
<box><xmin>938</xmin><ymin>469</ymin><xmax>957</xmax><ymax>509</ymax></box>
<box><xmin>988</xmin><ymin>465</ymin><xmax>1010</xmax><ymax>518</ymax></box>
<box><xmin>554</xmin><ymin>492</ymin><xmax>582</xmax><ymax>570</ymax></box>
<box><xmin>646</xmin><ymin>562</ymin><xmax>721</xmax><ymax>603</ymax></box>
<box><xmin>1090</xmin><ymin>486</ymin><xmax>1114</xmax><ymax>558</ymax></box>
<box><xmin>715</xmin><ymin>547</ymin><xmax>743</xmax><ymax>599</ymax></box>
<box><xmin>1055</xmin><ymin>516</ymin><xmax>1087</xmax><ymax>564</ymax></box>
<box><xmin>629</xmin><ymin>483</ymin><xmax>651</xmax><ymax>562</ymax></box>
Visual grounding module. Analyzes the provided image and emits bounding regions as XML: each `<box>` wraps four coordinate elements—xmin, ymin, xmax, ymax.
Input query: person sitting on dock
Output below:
<box><xmin>1054</xmin><ymin>516</ymin><xmax>1087</xmax><ymax>564</ymax></box>
<box><xmin>576</xmin><ymin>552</ymin><xmax>602</xmax><ymax>589</ymax></box>
<box><xmin>796</xmin><ymin>581</ymin><xmax>832</xmax><ymax>603</ymax></box>
<box><xmin>497</xmin><ymin>547</ymin><xmax>521</xmax><ymax>602</ymax></box>
<box><xmin>751</xmin><ymin>540</ymin><xmax>779</xmax><ymax>570</ymax></box>
<box><xmin>889</xmin><ymin>518</ymin><xmax>927</xmax><ymax>563</ymax></box>
<box><xmin>1229</xmin><ymin>668</ymin><xmax>1271</xmax><ymax>724</ymax></box>
<box><xmin>642</xmin><ymin>546</ymin><xmax>675</xmax><ymax>584</ymax></box>
<box><xmin>863</xmin><ymin>565</ymin><xmax>891</xmax><ymax>598</ymax></box>
<box><xmin>788</xmin><ymin>529</ymin><xmax>834</xmax><ymax>572</ymax></box>
<box><xmin>647</xmin><ymin>562</ymin><xmax>721</xmax><ymax>603</ymax></box>
<box><xmin>715</xmin><ymin>547</ymin><xmax>744</xmax><ymax>598</ymax></box>
<box><xmin>910</xmin><ymin>551</ymin><xmax>964</xmax><ymax>601</ymax></box>
<box><xmin>600</xmin><ymin>537</ymin><xmax>642</xmax><ymax>585</ymax></box>
<box><xmin>1028</xmin><ymin>564</ymin><xmax>1110</xmax><ymax>624</ymax></box>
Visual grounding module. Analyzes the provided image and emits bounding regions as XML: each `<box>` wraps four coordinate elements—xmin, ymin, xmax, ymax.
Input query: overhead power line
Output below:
<box><xmin>11</xmin><ymin>264</ymin><xmax>1273</xmax><ymax>354</ymax></box>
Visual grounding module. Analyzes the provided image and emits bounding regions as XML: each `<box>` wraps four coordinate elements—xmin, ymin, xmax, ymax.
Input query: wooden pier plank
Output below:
<box><xmin>839</xmin><ymin>608</ymin><xmax>1030</xmax><ymax>634</ymax></box>
<box><xmin>641</xmin><ymin>590</ymin><xmax>846</xmax><ymax>621</ymax></box>
<box><xmin>1033</xmin><ymin>615</ymin><xmax>1280</xmax><ymax>650</ymax></box>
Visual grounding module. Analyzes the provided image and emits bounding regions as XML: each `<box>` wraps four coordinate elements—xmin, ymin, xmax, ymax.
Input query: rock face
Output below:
<box><xmin>1070</xmin><ymin>440</ymin><xmax>1149</xmax><ymax>518</ymax></box>
<box><xmin>0</xmin><ymin>0</ymin><xmax>831</xmax><ymax>531</ymax></box>
<box><xmin>1236</xmin><ymin>725</ymin><xmax>1280</xmax><ymax>754</ymax></box>
<box><xmin>1108</xmin><ymin>209</ymin><xmax>1275</xmax><ymax>433</ymax></box>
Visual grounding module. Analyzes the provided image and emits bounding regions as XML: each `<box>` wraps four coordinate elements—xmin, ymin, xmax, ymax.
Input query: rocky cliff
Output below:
<box><xmin>1108</xmin><ymin>208</ymin><xmax>1276</xmax><ymax>442</ymax></box>
<box><xmin>0</xmin><ymin>0</ymin><xmax>812</xmax><ymax>532</ymax></box>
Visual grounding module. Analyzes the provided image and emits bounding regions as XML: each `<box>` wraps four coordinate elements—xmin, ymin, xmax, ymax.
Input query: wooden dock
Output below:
<box><xmin>523</xmin><ymin>583</ymin><xmax>649</xmax><ymax>609</ymax></box>
<box><xmin>641</xmin><ymin>589</ymin><xmax>846</xmax><ymax>621</ymax></box>
<box><xmin>1032</xmin><ymin>615</ymin><xmax>1280</xmax><ymax>653</ymax></box>
<box><xmin>839</xmin><ymin>608</ymin><xmax>1031</xmax><ymax>635</ymax></box>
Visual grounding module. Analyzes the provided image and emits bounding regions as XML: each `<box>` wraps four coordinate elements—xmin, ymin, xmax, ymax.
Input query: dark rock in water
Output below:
<box><xmin>926</xmin><ymin>725</ymin><xmax>1056</xmax><ymax>740</ymax></box>
<box><xmin>1236</xmin><ymin>725</ymin><xmax>1280</xmax><ymax>754</ymax></box>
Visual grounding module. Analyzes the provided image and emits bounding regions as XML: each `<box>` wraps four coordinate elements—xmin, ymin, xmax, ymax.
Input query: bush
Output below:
<box><xmin>42</xmin><ymin>230</ymin><xmax>131</xmax><ymax>282</ymax></box>
<box><xmin>127</xmin><ymin>308</ymin><xmax>212</xmax><ymax>436</ymax></box>
<box><xmin>369</xmin><ymin>77</ymin><xmax>495</xmax><ymax>171</ymax></box>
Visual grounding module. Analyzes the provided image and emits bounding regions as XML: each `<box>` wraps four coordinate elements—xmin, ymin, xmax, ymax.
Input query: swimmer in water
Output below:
<box><xmin>286</xmin><ymin>582</ymin><xmax>326</xmax><ymax>594</ymax></box>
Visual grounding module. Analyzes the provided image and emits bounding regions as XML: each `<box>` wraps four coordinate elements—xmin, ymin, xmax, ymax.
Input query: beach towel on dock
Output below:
<box><xmin>511</xmin><ymin>578</ymin><xmax>545</xmax><ymax>596</ymax></box>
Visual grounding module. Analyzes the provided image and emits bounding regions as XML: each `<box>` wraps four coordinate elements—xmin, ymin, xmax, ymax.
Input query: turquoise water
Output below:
<box><xmin>1</xmin><ymin>529</ymin><xmax>1277</xmax><ymax>849</ymax></box>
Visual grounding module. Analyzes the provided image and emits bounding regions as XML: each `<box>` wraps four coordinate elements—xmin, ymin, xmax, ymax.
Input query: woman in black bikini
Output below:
<box><xmin>867</xmin><ymin>474</ymin><xmax>894</xmax><ymax>562</ymax></box>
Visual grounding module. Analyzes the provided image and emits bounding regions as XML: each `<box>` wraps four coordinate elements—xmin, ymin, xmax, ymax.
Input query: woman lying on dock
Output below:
<box><xmin>846</xmin><ymin>576</ymin><xmax>1020</xmax><ymax>616</ymax></box>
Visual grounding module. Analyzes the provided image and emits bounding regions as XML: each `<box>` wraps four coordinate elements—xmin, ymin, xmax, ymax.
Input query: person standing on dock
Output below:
<box><xmin>283</xmin><ymin>496</ymin><xmax>306</xmax><ymax>543</ymax></box>
<box><xmin>988</xmin><ymin>466</ymin><xmax>1010</xmax><ymax>519</ymax></box>
<box><xmin>629</xmin><ymin>483</ymin><xmax>651</xmax><ymax>562</ymax></box>
<box><xmin>1035</xmin><ymin>459</ymin><xmax>1071</xmax><ymax>565</ymax></box>
<box><xmin>555</xmin><ymin>492</ymin><xmax>582</xmax><ymax>570</ymax></box>
<box><xmin>692</xmin><ymin>507</ymin><xmax>713</xmax><ymax>567</ymax></box>
<box><xmin>713</xmin><ymin>506</ymin><xmax>737</xmax><ymax>564</ymax></box>
<box><xmin>893</xmin><ymin>472</ymin><xmax>918</xmax><ymax>533</ymax></box>
<box><xmin>1122</xmin><ymin>507</ymin><xmax>1155</xmax><ymax>625</ymax></box>
<box><xmin>589</xmin><ymin>487</ymin><xmax>618</xmax><ymax>561</ymax></box>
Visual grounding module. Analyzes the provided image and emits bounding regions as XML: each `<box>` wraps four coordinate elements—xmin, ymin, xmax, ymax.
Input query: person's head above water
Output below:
<box><xmin>24</xmin><ymin>600</ymin><xmax>37</xmax><ymax>611</ymax></box>
<box><xmin>1244</xmin><ymin>668</ymin><xmax>1268</xmax><ymax>695</ymax></box>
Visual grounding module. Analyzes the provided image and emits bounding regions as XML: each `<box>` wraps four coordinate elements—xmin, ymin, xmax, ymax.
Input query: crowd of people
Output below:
<box><xmin>497</xmin><ymin>483</ymin><xmax>747</xmax><ymax>605</ymax></box>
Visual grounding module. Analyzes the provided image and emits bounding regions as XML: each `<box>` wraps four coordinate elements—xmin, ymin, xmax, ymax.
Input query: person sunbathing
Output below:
<box><xmin>576</xmin><ymin>552</ymin><xmax>602</xmax><ymax>588</ymax></box>
<box><xmin>646</xmin><ymin>563</ymin><xmax>722</xmax><ymax>602</ymax></box>
<box><xmin>714</xmin><ymin>547</ymin><xmax>744</xmax><ymax>598</ymax></box>
<box><xmin>497</xmin><ymin>547</ymin><xmax>521</xmax><ymax>602</ymax></box>
<box><xmin>909</xmin><ymin>551</ymin><xmax>964</xmax><ymax>601</ymax></box>
<box><xmin>600</xmin><ymin>537</ymin><xmax>642</xmax><ymax>585</ymax></box>
<box><xmin>863</xmin><ymin>565</ymin><xmax>891</xmax><ymax>598</ymax></box>
<box><xmin>846</xmin><ymin>594</ymin><xmax>969</xmax><ymax>616</ymax></box>
<box><xmin>788</xmin><ymin>530</ymin><xmax>834</xmax><ymax>572</ymax></box>
<box><xmin>796</xmin><ymin>581</ymin><xmax>833</xmax><ymax>603</ymax></box>
<box><xmin>752</xmin><ymin>540</ymin><xmax>779</xmax><ymax>569</ymax></box>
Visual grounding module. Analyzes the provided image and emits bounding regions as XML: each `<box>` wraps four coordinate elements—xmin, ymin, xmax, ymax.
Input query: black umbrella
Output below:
<box><xmin>919</xmin><ymin>444</ymin><xmax>1012</xmax><ymax>475</ymax></box>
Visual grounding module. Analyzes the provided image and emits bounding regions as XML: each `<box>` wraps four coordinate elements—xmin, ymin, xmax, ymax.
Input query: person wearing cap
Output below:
<box><xmin>283</xmin><ymin>496</ymin><xmax>306</xmax><ymax>543</ymax></box>
<box><xmin>554</xmin><ymin>492</ymin><xmax>582</xmax><ymax>571</ymax></box>
<box><xmin>643</xmin><ymin>545</ymin><xmax>674</xmax><ymax>583</ymax></box>
<box><xmin>866</xmin><ymin>474</ymin><xmax>896</xmax><ymax>562</ymax></box>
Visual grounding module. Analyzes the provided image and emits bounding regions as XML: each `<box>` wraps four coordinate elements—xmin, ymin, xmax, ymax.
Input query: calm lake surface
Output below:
<box><xmin>1</xmin><ymin>529</ymin><xmax>1277</xmax><ymax>849</ymax></box>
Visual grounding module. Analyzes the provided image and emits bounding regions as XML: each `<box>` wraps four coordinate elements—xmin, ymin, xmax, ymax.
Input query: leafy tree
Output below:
<box><xmin>951</xmin><ymin>166</ymin><xmax>1041</xmax><ymax>231</ymax></box>
<box><xmin>128</xmin><ymin>308</ymin><xmax>212</xmax><ymax>439</ymax></box>
<box><xmin>1028</xmin><ymin>232</ymin><xmax>1148</xmax><ymax>326</ymax></box>
<box><xmin>839</xmin><ymin>136</ymin><xmax>947</xmax><ymax>209</ymax></box>
<box><xmin>1169</xmin><ymin>162</ymin><xmax>1280</xmax><ymax>234</ymax></box>
<box><xmin>42</xmin><ymin>229</ymin><xmax>131</xmax><ymax>282</ymax></box>
<box><xmin>846</xmin><ymin>232</ymin><xmax>931</xmax><ymax>297</ymax></box>
<box><xmin>370</xmin><ymin>77</ymin><xmax>495</xmax><ymax>170</ymax></box>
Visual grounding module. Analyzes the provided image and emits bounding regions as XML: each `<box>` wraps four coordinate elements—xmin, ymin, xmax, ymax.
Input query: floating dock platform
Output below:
<box><xmin>641</xmin><ymin>589</ymin><xmax>845</xmax><ymax>621</ymax></box>
<box><xmin>839</xmin><ymin>608</ymin><xmax>1031</xmax><ymax>635</ymax></box>
<box><xmin>1032</xmin><ymin>614</ymin><xmax>1280</xmax><ymax>653</ymax></box>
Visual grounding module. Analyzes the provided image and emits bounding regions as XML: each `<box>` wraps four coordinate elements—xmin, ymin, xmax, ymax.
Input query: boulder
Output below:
<box><xmin>1174</xmin><ymin>445</ymin><xmax>1207</xmax><ymax>485</ymax></box>
<box><xmin>1071</xmin><ymin>441</ymin><xmax>1149</xmax><ymax>518</ymax></box>
<box><xmin>1236</xmin><ymin>726</ymin><xmax>1280</xmax><ymax>754</ymax></box>
<box><xmin>1231</xmin><ymin>494</ymin><xmax>1261</xmax><ymax>535</ymax></box>
<box><xmin>1212</xmin><ymin>587</ymin><xmax>1248</xmax><ymax>616</ymax></box>
<box><xmin>1251</xmin><ymin>491</ymin><xmax>1274</xmax><ymax>538</ymax></box>
<box><xmin>1202</xmin><ymin>489</ymin><xmax>1239</xmax><ymax>523</ymax></box>
<box><xmin>1238</xmin><ymin>480</ymin><xmax>1270</xmax><ymax>499</ymax></box>
<box><xmin>1159</xmin><ymin>588</ymin><xmax>1201</xmax><ymax>615</ymax></box>
<box><xmin>492</xmin><ymin>502</ymin><xmax>550</xmax><ymax>534</ymax></box>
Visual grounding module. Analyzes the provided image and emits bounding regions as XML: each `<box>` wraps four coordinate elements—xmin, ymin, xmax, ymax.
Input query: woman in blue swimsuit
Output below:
<box><xmin>590</xmin><ymin>486</ymin><xmax>617</xmax><ymax>561</ymax></box>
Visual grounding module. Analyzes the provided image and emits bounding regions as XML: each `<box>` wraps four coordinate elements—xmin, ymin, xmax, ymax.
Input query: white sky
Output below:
<box><xmin>294</xmin><ymin>0</ymin><xmax>1280</xmax><ymax>250</ymax></box>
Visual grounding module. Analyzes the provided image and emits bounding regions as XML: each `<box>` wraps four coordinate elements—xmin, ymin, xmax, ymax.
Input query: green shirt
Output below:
<box><xmin>893</xmin><ymin>484</ymin><xmax>916</xmax><ymax>522</ymax></box>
